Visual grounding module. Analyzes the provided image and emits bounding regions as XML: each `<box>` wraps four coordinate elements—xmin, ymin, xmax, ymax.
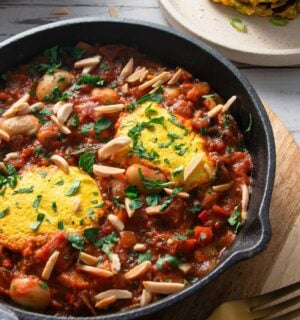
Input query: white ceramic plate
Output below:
<box><xmin>159</xmin><ymin>0</ymin><xmax>300</xmax><ymax>66</ymax></box>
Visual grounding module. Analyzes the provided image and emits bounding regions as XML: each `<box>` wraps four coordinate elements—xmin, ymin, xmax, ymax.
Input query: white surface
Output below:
<box><xmin>0</xmin><ymin>0</ymin><xmax>299</xmax><ymax>144</ymax></box>
<box><xmin>160</xmin><ymin>0</ymin><xmax>300</xmax><ymax>66</ymax></box>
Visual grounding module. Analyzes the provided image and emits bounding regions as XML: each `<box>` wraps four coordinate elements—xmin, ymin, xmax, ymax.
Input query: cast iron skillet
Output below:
<box><xmin>0</xmin><ymin>18</ymin><xmax>275</xmax><ymax>320</ymax></box>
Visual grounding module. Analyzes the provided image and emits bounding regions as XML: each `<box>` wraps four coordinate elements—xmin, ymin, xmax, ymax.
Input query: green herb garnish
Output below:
<box><xmin>138</xmin><ymin>252</ymin><xmax>152</xmax><ymax>264</ymax></box>
<box><xmin>94</xmin><ymin>117</ymin><xmax>111</xmax><ymax>134</ymax></box>
<box><xmin>269</xmin><ymin>17</ymin><xmax>289</xmax><ymax>26</ymax></box>
<box><xmin>30</xmin><ymin>213</ymin><xmax>45</xmax><ymax>230</ymax></box>
<box><xmin>229</xmin><ymin>17</ymin><xmax>247</xmax><ymax>32</ymax></box>
<box><xmin>32</xmin><ymin>195</ymin><xmax>42</xmax><ymax>209</ymax></box>
<box><xmin>146</xmin><ymin>193</ymin><xmax>161</xmax><ymax>206</ymax></box>
<box><xmin>156</xmin><ymin>254</ymin><xmax>181</xmax><ymax>270</ymax></box>
<box><xmin>228</xmin><ymin>206</ymin><xmax>241</xmax><ymax>232</ymax></box>
<box><xmin>67</xmin><ymin>232</ymin><xmax>85</xmax><ymax>250</ymax></box>
<box><xmin>138</xmin><ymin>168</ymin><xmax>173</xmax><ymax>190</ymax></box>
<box><xmin>79</xmin><ymin>152</ymin><xmax>95</xmax><ymax>174</ymax></box>
<box><xmin>65</xmin><ymin>179</ymin><xmax>81</xmax><ymax>196</ymax></box>
<box><xmin>84</xmin><ymin>227</ymin><xmax>99</xmax><ymax>243</ymax></box>
<box><xmin>13</xmin><ymin>186</ymin><xmax>34</xmax><ymax>194</ymax></box>
<box><xmin>0</xmin><ymin>208</ymin><xmax>9</xmax><ymax>219</ymax></box>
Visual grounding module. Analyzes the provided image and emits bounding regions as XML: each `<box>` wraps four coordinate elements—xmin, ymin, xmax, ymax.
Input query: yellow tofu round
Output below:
<box><xmin>0</xmin><ymin>165</ymin><xmax>103</xmax><ymax>251</ymax></box>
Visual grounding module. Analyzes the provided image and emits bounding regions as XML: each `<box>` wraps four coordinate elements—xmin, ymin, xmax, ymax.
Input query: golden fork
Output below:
<box><xmin>208</xmin><ymin>282</ymin><xmax>300</xmax><ymax>320</ymax></box>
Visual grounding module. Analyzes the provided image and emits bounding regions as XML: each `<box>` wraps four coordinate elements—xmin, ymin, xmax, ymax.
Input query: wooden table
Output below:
<box><xmin>0</xmin><ymin>2</ymin><xmax>299</xmax><ymax>320</ymax></box>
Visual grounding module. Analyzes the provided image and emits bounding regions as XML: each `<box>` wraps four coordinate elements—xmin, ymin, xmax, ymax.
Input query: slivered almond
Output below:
<box><xmin>29</xmin><ymin>102</ymin><xmax>45</xmax><ymax>112</ymax></box>
<box><xmin>94</xmin><ymin>104</ymin><xmax>125</xmax><ymax>114</ymax></box>
<box><xmin>57</xmin><ymin>103</ymin><xmax>73</xmax><ymax>124</ymax></box>
<box><xmin>95</xmin><ymin>295</ymin><xmax>117</xmax><ymax>309</ymax></box>
<box><xmin>140</xmin><ymin>289</ymin><xmax>152</xmax><ymax>307</ymax></box>
<box><xmin>178</xmin><ymin>263</ymin><xmax>192</xmax><ymax>274</ymax></box>
<box><xmin>120</xmin><ymin>57</ymin><xmax>134</xmax><ymax>78</ymax></box>
<box><xmin>0</xmin><ymin>162</ymin><xmax>8</xmax><ymax>174</ymax></box>
<box><xmin>53</xmin><ymin>101</ymin><xmax>65</xmax><ymax>114</ymax></box>
<box><xmin>51</xmin><ymin>7</ymin><xmax>69</xmax><ymax>15</ymax></box>
<box><xmin>184</xmin><ymin>153</ymin><xmax>205</xmax><ymax>182</ymax></box>
<box><xmin>133</xmin><ymin>243</ymin><xmax>147</xmax><ymax>252</ymax></box>
<box><xmin>98</xmin><ymin>136</ymin><xmax>131</xmax><ymax>160</ymax></box>
<box><xmin>79</xmin><ymin>252</ymin><xmax>99</xmax><ymax>266</ymax></box>
<box><xmin>121</xmin><ymin>83</ymin><xmax>129</xmax><ymax>94</ymax></box>
<box><xmin>82</xmin><ymin>65</ymin><xmax>96</xmax><ymax>74</ymax></box>
<box><xmin>143</xmin><ymin>281</ymin><xmax>185</xmax><ymax>294</ymax></box>
<box><xmin>124</xmin><ymin>197</ymin><xmax>135</xmax><ymax>218</ymax></box>
<box><xmin>42</xmin><ymin>250</ymin><xmax>60</xmax><ymax>280</ymax></box>
<box><xmin>164</xmin><ymin>188</ymin><xmax>190</xmax><ymax>199</ymax></box>
<box><xmin>145</xmin><ymin>205</ymin><xmax>163</xmax><ymax>215</ymax></box>
<box><xmin>241</xmin><ymin>183</ymin><xmax>249</xmax><ymax>223</ymax></box>
<box><xmin>77</xmin><ymin>265</ymin><xmax>113</xmax><ymax>278</ymax></box>
<box><xmin>149</xmin><ymin>81</ymin><xmax>163</xmax><ymax>93</ymax></box>
<box><xmin>72</xmin><ymin>196</ymin><xmax>81</xmax><ymax>212</ymax></box>
<box><xmin>108</xmin><ymin>4</ymin><xmax>118</xmax><ymax>17</ymax></box>
<box><xmin>93</xmin><ymin>164</ymin><xmax>125</xmax><ymax>177</ymax></box>
<box><xmin>50</xmin><ymin>115</ymin><xmax>71</xmax><ymax>135</ymax></box>
<box><xmin>222</xmin><ymin>95</ymin><xmax>237</xmax><ymax>113</ymax></box>
<box><xmin>204</xmin><ymin>163</ymin><xmax>215</xmax><ymax>177</ymax></box>
<box><xmin>4</xmin><ymin>152</ymin><xmax>20</xmax><ymax>161</ymax></box>
<box><xmin>74</xmin><ymin>55</ymin><xmax>101</xmax><ymax>69</ymax></box>
<box><xmin>206</xmin><ymin>104</ymin><xmax>223</xmax><ymax>119</ymax></box>
<box><xmin>50</xmin><ymin>154</ymin><xmax>69</xmax><ymax>174</ymax></box>
<box><xmin>139</xmin><ymin>71</ymin><xmax>172</xmax><ymax>91</ymax></box>
<box><xmin>95</xmin><ymin>289</ymin><xmax>132</xmax><ymax>301</ymax></box>
<box><xmin>126</xmin><ymin>67</ymin><xmax>148</xmax><ymax>83</ymax></box>
<box><xmin>107</xmin><ymin>214</ymin><xmax>124</xmax><ymax>231</ymax></box>
<box><xmin>111</xmin><ymin>253</ymin><xmax>121</xmax><ymax>274</ymax></box>
<box><xmin>168</xmin><ymin>69</ymin><xmax>183</xmax><ymax>85</ymax></box>
<box><xmin>212</xmin><ymin>182</ymin><xmax>233</xmax><ymax>192</ymax></box>
<box><xmin>0</xmin><ymin>129</ymin><xmax>10</xmax><ymax>141</ymax></box>
<box><xmin>125</xmin><ymin>261</ymin><xmax>152</xmax><ymax>280</ymax></box>
<box><xmin>3</xmin><ymin>93</ymin><xmax>30</xmax><ymax>118</ymax></box>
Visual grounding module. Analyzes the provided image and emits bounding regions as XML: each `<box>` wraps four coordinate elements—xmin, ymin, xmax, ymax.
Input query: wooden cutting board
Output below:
<box><xmin>142</xmin><ymin>105</ymin><xmax>300</xmax><ymax>320</ymax></box>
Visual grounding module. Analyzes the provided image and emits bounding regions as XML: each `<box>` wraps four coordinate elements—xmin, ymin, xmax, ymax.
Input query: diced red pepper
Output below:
<box><xmin>198</xmin><ymin>210</ymin><xmax>209</xmax><ymax>223</ymax></box>
<box><xmin>177</xmin><ymin>239</ymin><xmax>198</xmax><ymax>252</ymax></box>
<box><xmin>212</xmin><ymin>204</ymin><xmax>231</xmax><ymax>218</ymax></box>
<box><xmin>65</xmin><ymin>292</ymin><xmax>74</xmax><ymax>305</ymax></box>
<box><xmin>194</xmin><ymin>226</ymin><xmax>213</xmax><ymax>246</ymax></box>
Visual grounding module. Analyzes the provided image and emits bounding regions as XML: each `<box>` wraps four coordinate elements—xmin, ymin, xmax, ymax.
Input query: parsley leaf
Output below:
<box><xmin>55</xmin><ymin>179</ymin><xmax>64</xmax><ymax>186</ymax></box>
<box><xmin>138</xmin><ymin>252</ymin><xmax>152</xmax><ymax>264</ymax></box>
<box><xmin>127</xmin><ymin>87</ymin><xmax>164</xmax><ymax>112</ymax></box>
<box><xmin>95</xmin><ymin>232</ymin><xmax>119</xmax><ymax>249</ymax></box>
<box><xmin>0</xmin><ymin>208</ymin><xmax>9</xmax><ymax>219</ymax></box>
<box><xmin>94</xmin><ymin>117</ymin><xmax>111</xmax><ymax>134</ymax></box>
<box><xmin>30</xmin><ymin>213</ymin><xmax>45</xmax><ymax>230</ymax></box>
<box><xmin>67</xmin><ymin>232</ymin><xmax>85</xmax><ymax>250</ymax></box>
<box><xmin>125</xmin><ymin>185</ymin><xmax>139</xmax><ymax>199</ymax></box>
<box><xmin>129</xmin><ymin>199</ymin><xmax>143</xmax><ymax>210</ymax></box>
<box><xmin>156</xmin><ymin>254</ymin><xmax>181</xmax><ymax>270</ymax></box>
<box><xmin>228</xmin><ymin>206</ymin><xmax>241</xmax><ymax>232</ymax></box>
<box><xmin>173</xmin><ymin>165</ymin><xmax>184</xmax><ymax>177</ymax></box>
<box><xmin>13</xmin><ymin>186</ymin><xmax>34</xmax><ymax>194</ymax></box>
<box><xmin>84</xmin><ymin>227</ymin><xmax>99</xmax><ymax>243</ymax></box>
<box><xmin>160</xmin><ymin>187</ymin><xmax>183</xmax><ymax>211</ymax></box>
<box><xmin>146</xmin><ymin>193</ymin><xmax>161</xmax><ymax>206</ymax></box>
<box><xmin>138</xmin><ymin>168</ymin><xmax>173</xmax><ymax>190</ymax></box>
<box><xmin>175</xmin><ymin>232</ymin><xmax>187</xmax><ymax>241</ymax></box>
<box><xmin>67</xmin><ymin>113</ymin><xmax>80</xmax><ymax>127</ymax></box>
<box><xmin>43</xmin><ymin>87</ymin><xmax>69</xmax><ymax>103</ymax></box>
<box><xmin>79</xmin><ymin>152</ymin><xmax>95</xmax><ymax>174</ymax></box>
<box><xmin>80</xmin><ymin>123</ymin><xmax>93</xmax><ymax>135</ymax></box>
<box><xmin>32</xmin><ymin>195</ymin><xmax>42</xmax><ymax>209</ymax></box>
<box><xmin>65</xmin><ymin>179</ymin><xmax>81</xmax><ymax>196</ymax></box>
<box><xmin>60</xmin><ymin>46</ymin><xmax>85</xmax><ymax>60</ymax></box>
<box><xmin>76</xmin><ymin>74</ymin><xmax>104</xmax><ymax>87</ymax></box>
<box><xmin>57</xmin><ymin>221</ymin><xmax>64</xmax><ymax>230</ymax></box>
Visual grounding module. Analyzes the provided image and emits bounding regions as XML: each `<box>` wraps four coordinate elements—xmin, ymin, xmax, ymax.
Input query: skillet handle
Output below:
<box><xmin>0</xmin><ymin>305</ymin><xmax>18</xmax><ymax>320</ymax></box>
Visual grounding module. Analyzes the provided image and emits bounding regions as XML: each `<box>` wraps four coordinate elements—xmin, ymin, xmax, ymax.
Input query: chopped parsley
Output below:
<box><xmin>127</xmin><ymin>87</ymin><xmax>164</xmax><ymax>112</ymax></box>
<box><xmin>32</xmin><ymin>195</ymin><xmax>42</xmax><ymax>209</ymax></box>
<box><xmin>67</xmin><ymin>113</ymin><xmax>80</xmax><ymax>128</ymax></box>
<box><xmin>39</xmin><ymin>282</ymin><xmax>49</xmax><ymax>289</ymax></box>
<box><xmin>80</xmin><ymin>123</ymin><xmax>93</xmax><ymax>135</ymax></box>
<box><xmin>168</xmin><ymin>114</ymin><xmax>188</xmax><ymax>134</ymax></box>
<box><xmin>156</xmin><ymin>254</ymin><xmax>181</xmax><ymax>270</ymax></box>
<box><xmin>13</xmin><ymin>186</ymin><xmax>34</xmax><ymax>194</ymax></box>
<box><xmin>88</xmin><ymin>208</ymin><xmax>95</xmax><ymax>220</ymax></box>
<box><xmin>228</xmin><ymin>206</ymin><xmax>242</xmax><ymax>232</ymax></box>
<box><xmin>129</xmin><ymin>199</ymin><xmax>143</xmax><ymax>210</ymax></box>
<box><xmin>76</xmin><ymin>74</ymin><xmax>104</xmax><ymax>88</ymax></box>
<box><xmin>0</xmin><ymin>207</ymin><xmax>9</xmax><ymax>219</ymax></box>
<box><xmin>65</xmin><ymin>179</ymin><xmax>81</xmax><ymax>196</ymax></box>
<box><xmin>30</xmin><ymin>213</ymin><xmax>45</xmax><ymax>230</ymax></box>
<box><xmin>138</xmin><ymin>168</ymin><xmax>173</xmax><ymax>190</ymax></box>
<box><xmin>269</xmin><ymin>17</ymin><xmax>289</xmax><ymax>26</ymax></box>
<box><xmin>138</xmin><ymin>252</ymin><xmax>152</xmax><ymax>264</ymax></box>
<box><xmin>229</xmin><ymin>17</ymin><xmax>247</xmax><ymax>33</ymax></box>
<box><xmin>94</xmin><ymin>117</ymin><xmax>111</xmax><ymax>134</ymax></box>
<box><xmin>146</xmin><ymin>193</ymin><xmax>161</xmax><ymax>206</ymax></box>
<box><xmin>160</xmin><ymin>186</ymin><xmax>183</xmax><ymax>211</ymax></box>
<box><xmin>125</xmin><ymin>185</ymin><xmax>139</xmax><ymax>199</ymax></box>
<box><xmin>57</xmin><ymin>221</ymin><xmax>64</xmax><ymax>230</ymax></box>
<box><xmin>43</xmin><ymin>87</ymin><xmax>69</xmax><ymax>103</ymax></box>
<box><xmin>79</xmin><ymin>152</ymin><xmax>95</xmax><ymax>174</ymax></box>
<box><xmin>175</xmin><ymin>233</ymin><xmax>187</xmax><ymax>241</ymax></box>
<box><xmin>84</xmin><ymin>227</ymin><xmax>99</xmax><ymax>243</ymax></box>
<box><xmin>55</xmin><ymin>179</ymin><xmax>64</xmax><ymax>186</ymax></box>
<box><xmin>173</xmin><ymin>165</ymin><xmax>184</xmax><ymax>177</ymax></box>
<box><xmin>67</xmin><ymin>232</ymin><xmax>85</xmax><ymax>250</ymax></box>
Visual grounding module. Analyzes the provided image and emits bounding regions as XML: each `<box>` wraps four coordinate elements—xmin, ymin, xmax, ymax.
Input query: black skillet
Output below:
<box><xmin>0</xmin><ymin>18</ymin><xmax>275</xmax><ymax>320</ymax></box>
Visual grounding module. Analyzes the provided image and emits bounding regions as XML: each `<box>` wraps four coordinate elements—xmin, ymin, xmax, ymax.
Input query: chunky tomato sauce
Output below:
<box><xmin>0</xmin><ymin>43</ymin><xmax>251</xmax><ymax>316</ymax></box>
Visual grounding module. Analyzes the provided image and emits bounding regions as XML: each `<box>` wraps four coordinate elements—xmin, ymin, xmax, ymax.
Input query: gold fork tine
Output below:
<box><xmin>248</xmin><ymin>282</ymin><xmax>300</xmax><ymax>308</ymax></box>
<box><xmin>271</xmin><ymin>307</ymin><xmax>300</xmax><ymax>320</ymax></box>
<box><xmin>252</xmin><ymin>295</ymin><xmax>300</xmax><ymax>319</ymax></box>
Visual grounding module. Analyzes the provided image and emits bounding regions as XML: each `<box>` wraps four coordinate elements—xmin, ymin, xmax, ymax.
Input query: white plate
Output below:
<box><xmin>159</xmin><ymin>0</ymin><xmax>300</xmax><ymax>66</ymax></box>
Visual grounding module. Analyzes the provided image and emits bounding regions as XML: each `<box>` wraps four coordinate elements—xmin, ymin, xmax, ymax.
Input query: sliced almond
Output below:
<box><xmin>50</xmin><ymin>115</ymin><xmax>71</xmax><ymax>135</ymax></box>
<box><xmin>212</xmin><ymin>182</ymin><xmax>233</xmax><ymax>192</ymax></box>
<box><xmin>6</xmin><ymin>102</ymin><xmax>30</xmax><ymax>116</ymax></box>
<box><xmin>74</xmin><ymin>55</ymin><xmax>101</xmax><ymax>69</ymax></box>
<box><xmin>222</xmin><ymin>95</ymin><xmax>237</xmax><ymax>113</ymax></box>
<box><xmin>168</xmin><ymin>69</ymin><xmax>183</xmax><ymax>85</ymax></box>
<box><xmin>41</xmin><ymin>250</ymin><xmax>60</xmax><ymax>280</ymax></box>
<box><xmin>184</xmin><ymin>153</ymin><xmax>205</xmax><ymax>182</ymax></box>
<box><xmin>125</xmin><ymin>261</ymin><xmax>152</xmax><ymax>280</ymax></box>
<box><xmin>57</xmin><ymin>103</ymin><xmax>73</xmax><ymax>124</ymax></box>
<box><xmin>139</xmin><ymin>71</ymin><xmax>172</xmax><ymax>91</ymax></box>
<box><xmin>241</xmin><ymin>183</ymin><xmax>249</xmax><ymax>223</ymax></box>
<box><xmin>94</xmin><ymin>104</ymin><xmax>125</xmax><ymax>114</ymax></box>
<box><xmin>133</xmin><ymin>243</ymin><xmax>147</xmax><ymax>252</ymax></box>
<box><xmin>143</xmin><ymin>281</ymin><xmax>185</xmax><ymax>294</ymax></box>
<box><xmin>0</xmin><ymin>129</ymin><xmax>10</xmax><ymax>142</ymax></box>
<box><xmin>140</xmin><ymin>289</ymin><xmax>152</xmax><ymax>307</ymax></box>
<box><xmin>206</xmin><ymin>104</ymin><xmax>223</xmax><ymax>119</ymax></box>
<box><xmin>178</xmin><ymin>263</ymin><xmax>192</xmax><ymax>274</ymax></box>
<box><xmin>121</xmin><ymin>83</ymin><xmax>129</xmax><ymax>94</ymax></box>
<box><xmin>0</xmin><ymin>162</ymin><xmax>8</xmax><ymax>174</ymax></box>
<box><xmin>72</xmin><ymin>196</ymin><xmax>81</xmax><ymax>212</ymax></box>
<box><xmin>164</xmin><ymin>188</ymin><xmax>190</xmax><ymax>199</ymax></box>
<box><xmin>120</xmin><ymin>57</ymin><xmax>134</xmax><ymax>78</ymax></box>
<box><xmin>126</xmin><ymin>67</ymin><xmax>149</xmax><ymax>83</ymax></box>
<box><xmin>107</xmin><ymin>214</ymin><xmax>124</xmax><ymax>231</ymax></box>
<box><xmin>98</xmin><ymin>136</ymin><xmax>131</xmax><ymax>160</ymax></box>
<box><xmin>82</xmin><ymin>65</ymin><xmax>96</xmax><ymax>74</ymax></box>
<box><xmin>3</xmin><ymin>93</ymin><xmax>30</xmax><ymax>118</ymax></box>
<box><xmin>4</xmin><ymin>152</ymin><xmax>20</xmax><ymax>161</ymax></box>
<box><xmin>108</xmin><ymin>4</ymin><xmax>118</xmax><ymax>17</ymax></box>
<box><xmin>79</xmin><ymin>252</ymin><xmax>99</xmax><ymax>266</ymax></box>
<box><xmin>50</xmin><ymin>154</ymin><xmax>69</xmax><ymax>174</ymax></box>
<box><xmin>93</xmin><ymin>164</ymin><xmax>125</xmax><ymax>177</ymax></box>
<box><xmin>124</xmin><ymin>197</ymin><xmax>135</xmax><ymax>218</ymax></box>
<box><xmin>95</xmin><ymin>289</ymin><xmax>132</xmax><ymax>301</ymax></box>
<box><xmin>95</xmin><ymin>295</ymin><xmax>117</xmax><ymax>309</ymax></box>
<box><xmin>111</xmin><ymin>253</ymin><xmax>121</xmax><ymax>274</ymax></box>
<box><xmin>53</xmin><ymin>101</ymin><xmax>65</xmax><ymax>114</ymax></box>
<box><xmin>77</xmin><ymin>265</ymin><xmax>113</xmax><ymax>278</ymax></box>
<box><xmin>145</xmin><ymin>205</ymin><xmax>163</xmax><ymax>215</ymax></box>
